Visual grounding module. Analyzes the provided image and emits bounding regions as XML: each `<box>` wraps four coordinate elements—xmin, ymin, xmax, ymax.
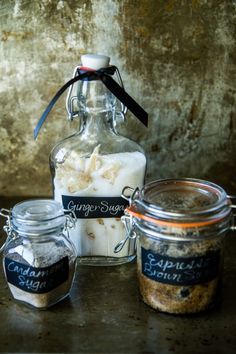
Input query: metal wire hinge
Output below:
<box><xmin>0</xmin><ymin>208</ymin><xmax>13</xmax><ymax>252</ymax></box>
<box><xmin>228</xmin><ymin>195</ymin><xmax>236</xmax><ymax>230</ymax></box>
<box><xmin>114</xmin><ymin>214</ymin><xmax>136</xmax><ymax>253</ymax></box>
<box><xmin>63</xmin><ymin>209</ymin><xmax>76</xmax><ymax>230</ymax></box>
<box><xmin>66</xmin><ymin>66</ymin><xmax>80</xmax><ymax>121</ymax></box>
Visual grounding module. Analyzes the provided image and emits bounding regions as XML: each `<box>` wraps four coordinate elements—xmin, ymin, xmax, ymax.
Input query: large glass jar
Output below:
<box><xmin>121</xmin><ymin>178</ymin><xmax>235</xmax><ymax>314</ymax></box>
<box><xmin>0</xmin><ymin>199</ymin><xmax>77</xmax><ymax>309</ymax></box>
<box><xmin>50</xmin><ymin>54</ymin><xmax>146</xmax><ymax>266</ymax></box>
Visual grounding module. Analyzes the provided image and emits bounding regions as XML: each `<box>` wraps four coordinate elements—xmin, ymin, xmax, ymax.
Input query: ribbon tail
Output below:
<box><xmin>101</xmin><ymin>75</ymin><xmax>148</xmax><ymax>127</ymax></box>
<box><xmin>34</xmin><ymin>74</ymin><xmax>87</xmax><ymax>140</ymax></box>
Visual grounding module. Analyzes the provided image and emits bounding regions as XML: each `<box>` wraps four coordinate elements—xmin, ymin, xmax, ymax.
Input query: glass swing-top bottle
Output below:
<box><xmin>49</xmin><ymin>54</ymin><xmax>146</xmax><ymax>265</ymax></box>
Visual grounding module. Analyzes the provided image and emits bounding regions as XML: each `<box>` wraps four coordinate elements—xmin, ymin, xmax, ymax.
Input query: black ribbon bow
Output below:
<box><xmin>34</xmin><ymin>65</ymin><xmax>148</xmax><ymax>140</ymax></box>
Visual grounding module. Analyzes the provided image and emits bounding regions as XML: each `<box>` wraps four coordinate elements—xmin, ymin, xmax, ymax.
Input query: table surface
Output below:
<box><xmin>0</xmin><ymin>197</ymin><xmax>236</xmax><ymax>354</ymax></box>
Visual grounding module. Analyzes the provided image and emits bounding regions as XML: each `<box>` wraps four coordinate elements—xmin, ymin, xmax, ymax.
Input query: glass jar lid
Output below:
<box><xmin>129</xmin><ymin>178</ymin><xmax>232</xmax><ymax>227</ymax></box>
<box><xmin>11</xmin><ymin>199</ymin><xmax>66</xmax><ymax>235</ymax></box>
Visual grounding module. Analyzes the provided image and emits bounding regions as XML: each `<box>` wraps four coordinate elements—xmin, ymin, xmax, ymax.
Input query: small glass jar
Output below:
<box><xmin>121</xmin><ymin>178</ymin><xmax>235</xmax><ymax>314</ymax></box>
<box><xmin>0</xmin><ymin>199</ymin><xmax>77</xmax><ymax>309</ymax></box>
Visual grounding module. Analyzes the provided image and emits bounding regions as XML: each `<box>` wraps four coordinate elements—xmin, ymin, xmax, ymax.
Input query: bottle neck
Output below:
<box><xmin>77</xmin><ymin>79</ymin><xmax>117</xmax><ymax>136</ymax></box>
<box><xmin>81</xmin><ymin>111</ymin><xmax>115</xmax><ymax>137</ymax></box>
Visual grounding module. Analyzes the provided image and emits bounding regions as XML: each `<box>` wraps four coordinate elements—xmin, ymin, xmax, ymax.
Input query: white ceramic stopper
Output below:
<box><xmin>81</xmin><ymin>54</ymin><xmax>110</xmax><ymax>70</ymax></box>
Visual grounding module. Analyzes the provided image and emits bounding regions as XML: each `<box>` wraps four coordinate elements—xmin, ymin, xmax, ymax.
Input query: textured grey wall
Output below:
<box><xmin>0</xmin><ymin>0</ymin><xmax>236</xmax><ymax>196</ymax></box>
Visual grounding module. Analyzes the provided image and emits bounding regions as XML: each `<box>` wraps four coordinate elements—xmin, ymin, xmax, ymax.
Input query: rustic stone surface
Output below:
<box><xmin>0</xmin><ymin>0</ymin><xmax>235</xmax><ymax>196</ymax></box>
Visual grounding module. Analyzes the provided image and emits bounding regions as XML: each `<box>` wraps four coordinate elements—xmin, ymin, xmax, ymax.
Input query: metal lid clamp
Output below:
<box><xmin>121</xmin><ymin>186</ymin><xmax>140</xmax><ymax>205</ymax></box>
<box><xmin>66</xmin><ymin>55</ymin><xmax>128</xmax><ymax>124</ymax></box>
<box><xmin>65</xmin><ymin>67</ymin><xmax>128</xmax><ymax>123</ymax></box>
<box><xmin>114</xmin><ymin>213</ymin><xmax>136</xmax><ymax>253</ymax></box>
<box><xmin>0</xmin><ymin>208</ymin><xmax>16</xmax><ymax>253</ymax></box>
<box><xmin>66</xmin><ymin>66</ymin><xmax>81</xmax><ymax>121</ymax></box>
<box><xmin>113</xmin><ymin>186</ymin><xmax>140</xmax><ymax>253</ymax></box>
<box><xmin>114</xmin><ymin>182</ymin><xmax>236</xmax><ymax>251</ymax></box>
<box><xmin>227</xmin><ymin>195</ymin><xmax>236</xmax><ymax>231</ymax></box>
<box><xmin>63</xmin><ymin>209</ymin><xmax>76</xmax><ymax>240</ymax></box>
<box><xmin>0</xmin><ymin>207</ymin><xmax>77</xmax><ymax>253</ymax></box>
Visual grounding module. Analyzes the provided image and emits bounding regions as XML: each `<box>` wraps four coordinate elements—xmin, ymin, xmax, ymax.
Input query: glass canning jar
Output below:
<box><xmin>120</xmin><ymin>178</ymin><xmax>235</xmax><ymax>314</ymax></box>
<box><xmin>0</xmin><ymin>199</ymin><xmax>77</xmax><ymax>309</ymax></box>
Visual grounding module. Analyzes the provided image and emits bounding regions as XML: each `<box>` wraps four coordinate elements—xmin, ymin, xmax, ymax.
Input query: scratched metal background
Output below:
<box><xmin>0</xmin><ymin>0</ymin><xmax>235</xmax><ymax>196</ymax></box>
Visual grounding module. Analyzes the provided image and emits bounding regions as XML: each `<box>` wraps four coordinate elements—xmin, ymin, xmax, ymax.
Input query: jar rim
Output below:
<box><xmin>134</xmin><ymin>178</ymin><xmax>231</xmax><ymax>224</ymax></box>
<box><xmin>126</xmin><ymin>205</ymin><xmax>231</xmax><ymax>229</ymax></box>
<box><xmin>11</xmin><ymin>199</ymin><xmax>66</xmax><ymax>235</ymax></box>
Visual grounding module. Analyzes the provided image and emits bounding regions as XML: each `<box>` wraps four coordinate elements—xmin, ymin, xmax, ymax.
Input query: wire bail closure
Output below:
<box><xmin>0</xmin><ymin>208</ymin><xmax>77</xmax><ymax>253</ymax></box>
<box><xmin>66</xmin><ymin>65</ymin><xmax>128</xmax><ymax>122</ymax></box>
<box><xmin>0</xmin><ymin>208</ymin><xmax>13</xmax><ymax>252</ymax></box>
<box><xmin>113</xmin><ymin>214</ymin><xmax>136</xmax><ymax>253</ymax></box>
<box><xmin>113</xmin><ymin>186</ymin><xmax>140</xmax><ymax>253</ymax></box>
<box><xmin>115</xmin><ymin>187</ymin><xmax>236</xmax><ymax>253</ymax></box>
<box><xmin>34</xmin><ymin>65</ymin><xmax>148</xmax><ymax>140</ymax></box>
<box><xmin>121</xmin><ymin>186</ymin><xmax>140</xmax><ymax>205</ymax></box>
<box><xmin>228</xmin><ymin>195</ymin><xmax>236</xmax><ymax>230</ymax></box>
<box><xmin>66</xmin><ymin>66</ymin><xmax>80</xmax><ymax>121</ymax></box>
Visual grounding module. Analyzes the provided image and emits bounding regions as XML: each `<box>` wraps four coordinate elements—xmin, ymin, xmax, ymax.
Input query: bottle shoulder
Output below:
<box><xmin>50</xmin><ymin>131</ymin><xmax>145</xmax><ymax>162</ymax></box>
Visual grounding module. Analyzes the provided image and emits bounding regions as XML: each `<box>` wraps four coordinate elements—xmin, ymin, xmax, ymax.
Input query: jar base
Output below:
<box><xmin>77</xmin><ymin>255</ymin><xmax>136</xmax><ymax>266</ymax></box>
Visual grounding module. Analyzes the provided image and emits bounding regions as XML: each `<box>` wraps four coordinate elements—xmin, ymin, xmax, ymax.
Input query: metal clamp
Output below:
<box><xmin>113</xmin><ymin>186</ymin><xmax>140</xmax><ymax>253</ymax></box>
<box><xmin>0</xmin><ymin>208</ymin><xmax>13</xmax><ymax>253</ymax></box>
<box><xmin>121</xmin><ymin>186</ymin><xmax>140</xmax><ymax>204</ymax></box>
<box><xmin>66</xmin><ymin>66</ymin><xmax>80</xmax><ymax>121</ymax></box>
<box><xmin>66</xmin><ymin>65</ymin><xmax>128</xmax><ymax>123</ymax></box>
<box><xmin>0</xmin><ymin>208</ymin><xmax>77</xmax><ymax>251</ymax></box>
<box><xmin>63</xmin><ymin>209</ymin><xmax>76</xmax><ymax>230</ymax></box>
<box><xmin>114</xmin><ymin>214</ymin><xmax>136</xmax><ymax>253</ymax></box>
<box><xmin>228</xmin><ymin>195</ymin><xmax>236</xmax><ymax>230</ymax></box>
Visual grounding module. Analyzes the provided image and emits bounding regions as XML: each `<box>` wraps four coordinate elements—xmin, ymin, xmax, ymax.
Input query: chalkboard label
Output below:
<box><xmin>4</xmin><ymin>257</ymin><xmax>69</xmax><ymax>294</ymax></box>
<box><xmin>141</xmin><ymin>247</ymin><xmax>220</xmax><ymax>286</ymax></box>
<box><xmin>62</xmin><ymin>195</ymin><xmax>129</xmax><ymax>219</ymax></box>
